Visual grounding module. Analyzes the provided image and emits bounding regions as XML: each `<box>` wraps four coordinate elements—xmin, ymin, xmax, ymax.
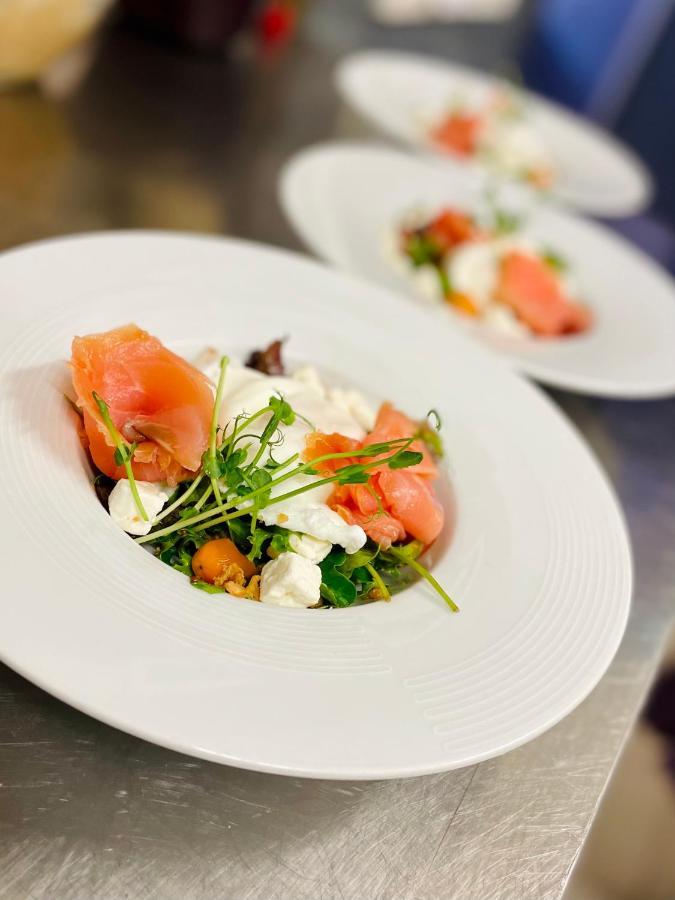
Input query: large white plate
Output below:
<box><xmin>0</xmin><ymin>232</ymin><xmax>631</xmax><ymax>779</ymax></box>
<box><xmin>280</xmin><ymin>143</ymin><xmax>675</xmax><ymax>399</ymax></box>
<box><xmin>335</xmin><ymin>50</ymin><xmax>653</xmax><ymax>217</ymax></box>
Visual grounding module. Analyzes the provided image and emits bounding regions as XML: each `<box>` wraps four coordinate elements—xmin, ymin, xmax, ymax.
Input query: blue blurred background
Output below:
<box><xmin>521</xmin><ymin>0</ymin><xmax>675</xmax><ymax>227</ymax></box>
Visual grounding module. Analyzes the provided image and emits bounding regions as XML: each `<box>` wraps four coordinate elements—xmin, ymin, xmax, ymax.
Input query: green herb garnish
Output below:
<box><xmin>541</xmin><ymin>249</ymin><xmax>568</xmax><ymax>273</ymax></box>
<box><xmin>208</xmin><ymin>355</ymin><xmax>229</xmax><ymax>510</ymax></box>
<box><xmin>404</xmin><ymin>233</ymin><xmax>443</xmax><ymax>268</ymax></box>
<box><xmin>92</xmin><ymin>391</ymin><xmax>148</xmax><ymax>522</ymax></box>
<box><xmin>415</xmin><ymin>409</ymin><xmax>444</xmax><ymax>458</ymax></box>
<box><xmin>388</xmin><ymin>544</ymin><xmax>458</xmax><ymax>612</ymax></box>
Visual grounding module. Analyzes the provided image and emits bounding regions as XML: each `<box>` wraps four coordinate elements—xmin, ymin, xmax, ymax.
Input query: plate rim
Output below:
<box><xmin>334</xmin><ymin>48</ymin><xmax>654</xmax><ymax>217</ymax></box>
<box><xmin>279</xmin><ymin>140</ymin><xmax>675</xmax><ymax>400</ymax></box>
<box><xmin>0</xmin><ymin>229</ymin><xmax>634</xmax><ymax>779</ymax></box>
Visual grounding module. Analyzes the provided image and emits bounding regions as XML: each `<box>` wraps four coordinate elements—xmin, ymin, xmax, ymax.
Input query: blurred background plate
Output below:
<box><xmin>280</xmin><ymin>142</ymin><xmax>675</xmax><ymax>398</ymax></box>
<box><xmin>0</xmin><ymin>231</ymin><xmax>631</xmax><ymax>779</ymax></box>
<box><xmin>335</xmin><ymin>49</ymin><xmax>653</xmax><ymax>217</ymax></box>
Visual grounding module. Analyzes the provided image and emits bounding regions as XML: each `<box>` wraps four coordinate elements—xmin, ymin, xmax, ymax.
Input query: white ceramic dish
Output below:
<box><xmin>280</xmin><ymin>143</ymin><xmax>675</xmax><ymax>399</ymax></box>
<box><xmin>0</xmin><ymin>232</ymin><xmax>631</xmax><ymax>778</ymax></box>
<box><xmin>335</xmin><ymin>50</ymin><xmax>653</xmax><ymax>217</ymax></box>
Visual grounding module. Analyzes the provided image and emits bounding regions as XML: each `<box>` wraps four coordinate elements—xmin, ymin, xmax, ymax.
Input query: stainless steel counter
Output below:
<box><xmin>1</xmin><ymin>5</ymin><xmax>674</xmax><ymax>898</ymax></box>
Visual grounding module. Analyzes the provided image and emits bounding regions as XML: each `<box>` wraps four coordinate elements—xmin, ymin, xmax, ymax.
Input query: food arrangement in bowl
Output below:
<box><xmin>427</xmin><ymin>87</ymin><xmax>556</xmax><ymax>190</ymax></box>
<box><xmin>388</xmin><ymin>202</ymin><xmax>592</xmax><ymax>338</ymax></box>
<box><xmin>69</xmin><ymin>324</ymin><xmax>454</xmax><ymax>611</ymax></box>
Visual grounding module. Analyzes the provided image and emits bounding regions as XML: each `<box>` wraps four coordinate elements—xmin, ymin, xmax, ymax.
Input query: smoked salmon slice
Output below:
<box><xmin>495</xmin><ymin>251</ymin><xmax>592</xmax><ymax>337</ymax></box>
<box><xmin>71</xmin><ymin>324</ymin><xmax>214</xmax><ymax>484</ymax></box>
<box><xmin>304</xmin><ymin>404</ymin><xmax>444</xmax><ymax>550</ymax></box>
<box><xmin>430</xmin><ymin>112</ymin><xmax>482</xmax><ymax>157</ymax></box>
<box><xmin>425</xmin><ymin>209</ymin><xmax>484</xmax><ymax>254</ymax></box>
<box><xmin>334</xmin><ymin>502</ymin><xmax>407</xmax><ymax>548</ymax></box>
<box><xmin>376</xmin><ymin>469</ymin><xmax>444</xmax><ymax>547</ymax></box>
<box><xmin>363</xmin><ymin>402</ymin><xmax>437</xmax><ymax>479</ymax></box>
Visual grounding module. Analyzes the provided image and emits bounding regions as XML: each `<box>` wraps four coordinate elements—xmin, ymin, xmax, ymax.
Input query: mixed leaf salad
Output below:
<box><xmin>428</xmin><ymin>86</ymin><xmax>555</xmax><ymax>189</ymax></box>
<box><xmin>69</xmin><ymin>325</ymin><xmax>455</xmax><ymax>611</ymax></box>
<box><xmin>394</xmin><ymin>200</ymin><xmax>591</xmax><ymax>338</ymax></box>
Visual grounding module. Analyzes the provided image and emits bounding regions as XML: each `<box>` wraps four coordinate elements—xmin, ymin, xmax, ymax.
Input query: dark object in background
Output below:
<box><xmin>519</xmin><ymin>0</ymin><xmax>675</xmax><ymax>227</ymax></box>
<box><xmin>121</xmin><ymin>0</ymin><xmax>257</xmax><ymax>51</ymax></box>
<box><xmin>644</xmin><ymin>667</ymin><xmax>675</xmax><ymax>783</ymax></box>
<box><xmin>245</xmin><ymin>339</ymin><xmax>286</xmax><ymax>375</ymax></box>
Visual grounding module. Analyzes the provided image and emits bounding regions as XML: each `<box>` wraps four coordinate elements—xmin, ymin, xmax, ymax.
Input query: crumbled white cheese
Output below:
<box><xmin>326</xmin><ymin>387</ymin><xmax>377</xmax><ymax>432</ymax></box>
<box><xmin>482</xmin><ymin>304</ymin><xmax>528</xmax><ymax>338</ymax></box>
<box><xmin>482</xmin><ymin>119</ymin><xmax>555</xmax><ymax>179</ymax></box>
<box><xmin>448</xmin><ymin>241</ymin><xmax>499</xmax><ymax>311</ymax></box>
<box><xmin>291</xmin><ymin>364</ymin><xmax>325</xmax><ymax>395</ymax></box>
<box><xmin>260</xmin><ymin>552</ymin><xmax>322</xmax><ymax>608</ymax></box>
<box><xmin>293</xmin><ymin>365</ymin><xmax>376</xmax><ymax>432</ymax></box>
<box><xmin>289</xmin><ymin>532</ymin><xmax>332</xmax><ymax>563</ymax></box>
<box><xmin>258</xmin><ymin>502</ymin><xmax>366</xmax><ymax>555</ymax></box>
<box><xmin>108</xmin><ymin>480</ymin><xmax>174</xmax><ymax>536</ymax></box>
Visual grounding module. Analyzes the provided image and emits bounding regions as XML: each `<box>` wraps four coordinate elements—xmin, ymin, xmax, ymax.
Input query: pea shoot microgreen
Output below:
<box><xmin>92</xmin><ymin>391</ymin><xmax>148</xmax><ymax>522</ymax></box>
<box><xmin>207</xmin><ymin>356</ymin><xmax>229</xmax><ymax>510</ymax></box>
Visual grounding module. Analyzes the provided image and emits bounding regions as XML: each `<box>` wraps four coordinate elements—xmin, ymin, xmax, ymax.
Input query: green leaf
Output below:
<box><xmin>382</xmin><ymin>539</ymin><xmax>424</xmax><ymax>563</ymax></box>
<box><xmin>227</xmin><ymin>447</ymin><xmax>248</xmax><ymax>469</ymax></box>
<box><xmin>247</xmin><ymin>526</ymin><xmax>270</xmax><ymax>562</ymax></box>
<box><xmin>269</xmin><ymin>529</ymin><xmax>293</xmax><ymax>557</ymax></box>
<box><xmin>320</xmin><ymin>550</ymin><xmax>357</xmax><ymax>607</ymax></box>
<box><xmin>351</xmin><ymin>566</ymin><xmax>375</xmax><ymax>587</ymax></box>
<box><xmin>269</xmin><ymin>394</ymin><xmax>295</xmax><ymax>426</ymax></box>
<box><xmin>226</xmin><ymin>515</ymin><xmax>249</xmax><ymax>545</ymax></box>
<box><xmin>157</xmin><ymin>534</ymin><xmax>208</xmax><ymax>576</ymax></box>
<box><xmin>493</xmin><ymin>208</ymin><xmax>522</xmax><ymax>235</ymax></box>
<box><xmin>404</xmin><ymin>233</ymin><xmax>442</xmax><ymax>267</ymax></box>
<box><xmin>249</xmin><ymin>468</ymin><xmax>272</xmax><ymax>490</ymax></box>
<box><xmin>202</xmin><ymin>453</ymin><xmax>224</xmax><ymax>479</ymax></box>
<box><xmin>354</xmin><ymin>440</ymin><xmax>407</xmax><ymax>456</ymax></box>
<box><xmin>335</xmin><ymin>464</ymin><xmax>371</xmax><ymax>485</ymax></box>
<box><xmin>338</xmin><ymin>546</ymin><xmax>378</xmax><ymax>576</ymax></box>
<box><xmin>226</xmin><ymin>466</ymin><xmax>245</xmax><ymax>491</ymax></box>
<box><xmin>191</xmin><ymin>579</ymin><xmax>226</xmax><ymax>595</ymax></box>
<box><xmin>246</xmin><ymin>468</ymin><xmax>273</xmax><ymax>515</ymax></box>
<box><xmin>541</xmin><ymin>248</ymin><xmax>568</xmax><ymax>273</ymax></box>
<box><xmin>388</xmin><ymin>450</ymin><xmax>423</xmax><ymax>470</ymax></box>
<box><xmin>160</xmin><ymin>545</ymin><xmax>193</xmax><ymax>576</ymax></box>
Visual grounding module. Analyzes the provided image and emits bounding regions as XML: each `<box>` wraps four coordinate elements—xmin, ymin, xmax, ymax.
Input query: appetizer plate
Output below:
<box><xmin>335</xmin><ymin>50</ymin><xmax>653</xmax><ymax>217</ymax></box>
<box><xmin>280</xmin><ymin>143</ymin><xmax>675</xmax><ymax>399</ymax></box>
<box><xmin>0</xmin><ymin>232</ymin><xmax>631</xmax><ymax>779</ymax></box>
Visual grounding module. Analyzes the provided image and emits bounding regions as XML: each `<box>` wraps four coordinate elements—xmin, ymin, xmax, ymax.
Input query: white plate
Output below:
<box><xmin>280</xmin><ymin>143</ymin><xmax>675</xmax><ymax>399</ymax></box>
<box><xmin>0</xmin><ymin>232</ymin><xmax>631</xmax><ymax>779</ymax></box>
<box><xmin>335</xmin><ymin>50</ymin><xmax>653</xmax><ymax>217</ymax></box>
